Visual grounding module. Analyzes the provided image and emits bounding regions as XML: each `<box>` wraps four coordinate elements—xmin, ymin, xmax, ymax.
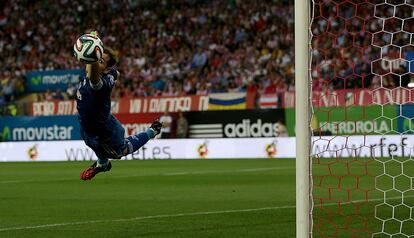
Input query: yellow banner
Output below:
<box><xmin>208</xmin><ymin>103</ymin><xmax>246</xmax><ymax>110</ymax></box>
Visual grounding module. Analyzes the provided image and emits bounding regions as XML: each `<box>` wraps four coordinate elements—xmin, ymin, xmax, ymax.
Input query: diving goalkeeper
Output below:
<box><xmin>75</xmin><ymin>32</ymin><xmax>161</xmax><ymax>180</ymax></box>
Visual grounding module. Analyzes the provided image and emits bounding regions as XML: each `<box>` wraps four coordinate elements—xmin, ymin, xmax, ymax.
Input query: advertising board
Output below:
<box><xmin>30</xmin><ymin>95</ymin><xmax>210</xmax><ymax>116</ymax></box>
<box><xmin>282</xmin><ymin>88</ymin><xmax>414</xmax><ymax>108</ymax></box>
<box><xmin>285</xmin><ymin>105</ymin><xmax>398</xmax><ymax>136</ymax></box>
<box><xmin>0</xmin><ymin>115</ymin><xmax>160</xmax><ymax>141</ymax></box>
<box><xmin>3</xmin><ymin>109</ymin><xmax>286</xmax><ymax>141</ymax></box>
<box><xmin>398</xmin><ymin>105</ymin><xmax>414</xmax><ymax>133</ymax></box>
<box><xmin>1</xmin><ymin>135</ymin><xmax>413</xmax><ymax>162</ymax></box>
<box><xmin>0</xmin><ymin>138</ymin><xmax>289</xmax><ymax>162</ymax></box>
<box><xmin>29</xmin><ymin>92</ymin><xmax>257</xmax><ymax>116</ymax></box>
<box><xmin>26</xmin><ymin>69</ymin><xmax>83</xmax><ymax>92</ymax></box>
<box><xmin>0</xmin><ymin>116</ymin><xmax>80</xmax><ymax>141</ymax></box>
<box><xmin>186</xmin><ymin>109</ymin><xmax>286</xmax><ymax>138</ymax></box>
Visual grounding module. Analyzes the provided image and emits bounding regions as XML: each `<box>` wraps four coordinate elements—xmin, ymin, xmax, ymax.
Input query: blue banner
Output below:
<box><xmin>405</xmin><ymin>51</ymin><xmax>414</xmax><ymax>73</ymax></box>
<box><xmin>0</xmin><ymin>116</ymin><xmax>80</xmax><ymax>141</ymax></box>
<box><xmin>26</xmin><ymin>69</ymin><xmax>84</xmax><ymax>92</ymax></box>
<box><xmin>398</xmin><ymin>105</ymin><xmax>414</xmax><ymax>134</ymax></box>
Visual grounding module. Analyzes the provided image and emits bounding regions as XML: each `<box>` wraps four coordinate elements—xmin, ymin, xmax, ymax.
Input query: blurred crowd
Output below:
<box><xmin>1</xmin><ymin>0</ymin><xmax>412</xmax><ymax>108</ymax></box>
<box><xmin>0</xmin><ymin>0</ymin><xmax>294</xmax><ymax>103</ymax></box>
<box><xmin>311</xmin><ymin>1</ymin><xmax>413</xmax><ymax>91</ymax></box>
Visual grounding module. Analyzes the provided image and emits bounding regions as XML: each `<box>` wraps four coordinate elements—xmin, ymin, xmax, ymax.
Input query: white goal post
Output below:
<box><xmin>295</xmin><ymin>0</ymin><xmax>414</xmax><ymax>237</ymax></box>
<box><xmin>295</xmin><ymin>1</ymin><xmax>311</xmax><ymax>238</ymax></box>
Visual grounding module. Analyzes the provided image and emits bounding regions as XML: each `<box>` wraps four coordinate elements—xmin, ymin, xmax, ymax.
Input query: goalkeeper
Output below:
<box><xmin>76</xmin><ymin>32</ymin><xmax>162</xmax><ymax>180</ymax></box>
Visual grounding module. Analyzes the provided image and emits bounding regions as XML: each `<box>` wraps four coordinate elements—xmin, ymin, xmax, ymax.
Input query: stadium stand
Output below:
<box><xmin>0</xmin><ymin>0</ymin><xmax>294</xmax><ymax>104</ymax></box>
<box><xmin>1</xmin><ymin>0</ymin><xmax>410</xmax><ymax>115</ymax></box>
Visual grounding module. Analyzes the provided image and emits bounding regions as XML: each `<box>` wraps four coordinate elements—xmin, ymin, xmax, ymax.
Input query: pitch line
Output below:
<box><xmin>0</xmin><ymin>195</ymin><xmax>411</xmax><ymax>232</ymax></box>
<box><xmin>0</xmin><ymin>167</ymin><xmax>289</xmax><ymax>184</ymax></box>
<box><xmin>161</xmin><ymin>167</ymin><xmax>288</xmax><ymax>176</ymax></box>
<box><xmin>0</xmin><ymin>206</ymin><xmax>291</xmax><ymax>232</ymax></box>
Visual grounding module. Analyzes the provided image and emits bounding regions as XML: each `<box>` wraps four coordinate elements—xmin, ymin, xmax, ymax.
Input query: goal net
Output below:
<box><xmin>308</xmin><ymin>0</ymin><xmax>414</xmax><ymax>237</ymax></box>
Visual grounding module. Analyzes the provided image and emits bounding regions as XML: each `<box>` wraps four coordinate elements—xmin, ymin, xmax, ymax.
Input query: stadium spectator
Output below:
<box><xmin>53</xmin><ymin>89</ymin><xmax>65</xmax><ymax>100</ymax></box>
<box><xmin>160</xmin><ymin>111</ymin><xmax>173</xmax><ymax>139</ymax></box>
<box><xmin>0</xmin><ymin>92</ymin><xmax>5</xmax><ymax>106</ymax></box>
<box><xmin>44</xmin><ymin>89</ymin><xmax>53</xmax><ymax>101</ymax></box>
<box><xmin>191</xmin><ymin>47</ymin><xmax>208</xmax><ymax>69</ymax></box>
<box><xmin>66</xmin><ymin>82</ymin><xmax>77</xmax><ymax>100</ymax></box>
<box><xmin>276</xmin><ymin>119</ymin><xmax>288</xmax><ymax>137</ymax></box>
<box><xmin>176</xmin><ymin>112</ymin><xmax>189</xmax><ymax>138</ymax></box>
<box><xmin>2</xmin><ymin>77</ymin><xmax>14</xmax><ymax>102</ymax></box>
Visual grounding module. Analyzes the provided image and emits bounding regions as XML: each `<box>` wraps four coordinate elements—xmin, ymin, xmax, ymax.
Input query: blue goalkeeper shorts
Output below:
<box><xmin>80</xmin><ymin>115</ymin><xmax>127</xmax><ymax>159</ymax></box>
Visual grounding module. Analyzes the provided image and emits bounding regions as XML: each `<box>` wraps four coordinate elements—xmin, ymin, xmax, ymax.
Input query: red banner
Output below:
<box><xmin>30</xmin><ymin>95</ymin><xmax>210</xmax><ymax>116</ymax></box>
<box><xmin>30</xmin><ymin>89</ymin><xmax>413</xmax><ymax>115</ymax></box>
<box><xmin>117</xmin><ymin>95</ymin><xmax>209</xmax><ymax>114</ymax></box>
<box><xmin>31</xmin><ymin>100</ymin><xmax>78</xmax><ymax>116</ymax></box>
<box><xmin>282</xmin><ymin>88</ymin><xmax>414</xmax><ymax>108</ymax></box>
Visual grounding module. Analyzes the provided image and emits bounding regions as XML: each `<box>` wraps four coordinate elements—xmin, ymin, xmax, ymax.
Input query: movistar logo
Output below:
<box><xmin>1</xmin><ymin>126</ymin><xmax>11</xmax><ymax>141</ymax></box>
<box><xmin>30</xmin><ymin>76</ymin><xmax>42</xmax><ymax>85</ymax></box>
<box><xmin>0</xmin><ymin>125</ymin><xmax>73</xmax><ymax>141</ymax></box>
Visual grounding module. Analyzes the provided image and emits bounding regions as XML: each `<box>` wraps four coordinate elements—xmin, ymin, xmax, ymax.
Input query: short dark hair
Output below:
<box><xmin>104</xmin><ymin>47</ymin><xmax>118</xmax><ymax>68</ymax></box>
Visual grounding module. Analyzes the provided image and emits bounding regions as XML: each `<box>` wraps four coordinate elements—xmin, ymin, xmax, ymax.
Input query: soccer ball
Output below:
<box><xmin>73</xmin><ymin>34</ymin><xmax>104</xmax><ymax>64</ymax></box>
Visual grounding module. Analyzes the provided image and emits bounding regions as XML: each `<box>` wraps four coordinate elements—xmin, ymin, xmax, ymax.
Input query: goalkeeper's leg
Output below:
<box><xmin>80</xmin><ymin>121</ymin><xmax>162</xmax><ymax>180</ymax></box>
<box><xmin>123</xmin><ymin>120</ymin><xmax>162</xmax><ymax>156</ymax></box>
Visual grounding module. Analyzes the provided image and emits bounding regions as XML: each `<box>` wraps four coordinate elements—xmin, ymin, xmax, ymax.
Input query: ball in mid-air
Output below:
<box><xmin>73</xmin><ymin>34</ymin><xmax>104</xmax><ymax>64</ymax></box>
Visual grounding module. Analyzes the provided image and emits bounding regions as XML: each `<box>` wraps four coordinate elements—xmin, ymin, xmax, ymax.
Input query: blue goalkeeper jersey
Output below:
<box><xmin>76</xmin><ymin>68</ymin><xmax>119</xmax><ymax>139</ymax></box>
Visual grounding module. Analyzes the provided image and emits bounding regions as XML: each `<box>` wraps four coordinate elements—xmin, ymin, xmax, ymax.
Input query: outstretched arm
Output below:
<box><xmin>86</xmin><ymin>62</ymin><xmax>101</xmax><ymax>86</ymax></box>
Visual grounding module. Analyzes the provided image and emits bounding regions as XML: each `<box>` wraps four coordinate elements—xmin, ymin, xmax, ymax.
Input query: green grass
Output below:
<box><xmin>0</xmin><ymin>158</ymin><xmax>411</xmax><ymax>238</ymax></box>
<box><xmin>312</xmin><ymin>157</ymin><xmax>414</xmax><ymax>237</ymax></box>
<box><xmin>0</xmin><ymin>159</ymin><xmax>295</xmax><ymax>238</ymax></box>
